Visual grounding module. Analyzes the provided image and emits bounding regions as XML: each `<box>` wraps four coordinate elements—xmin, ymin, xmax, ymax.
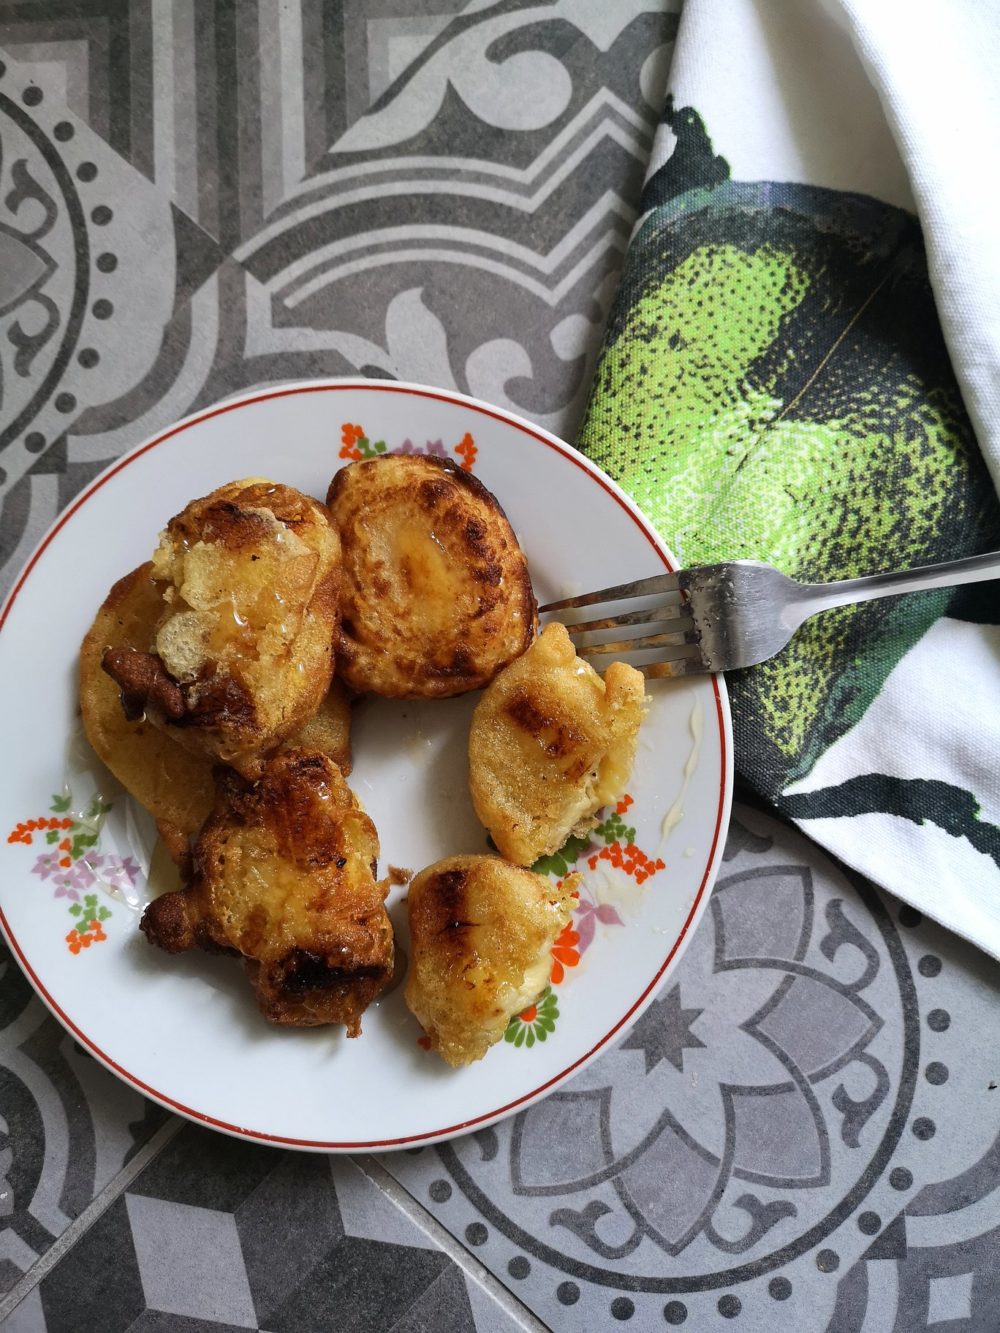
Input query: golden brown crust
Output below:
<box><xmin>80</xmin><ymin>563</ymin><xmax>217</xmax><ymax>845</ymax></box>
<box><xmin>103</xmin><ymin>479</ymin><xmax>341</xmax><ymax>776</ymax></box>
<box><xmin>81</xmin><ymin>564</ymin><xmax>354</xmax><ymax>871</ymax></box>
<box><xmin>293</xmin><ymin>678</ymin><xmax>353</xmax><ymax>777</ymax></box>
<box><xmin>405</xmin><ymin>855</ymin><xmax>576</xmax><ymax>1066</ymax></box>
<box><xmin>327</xmin><ymin>456</ymin><xmax>536</xmax><ymax>698</ymax></box>
<box><xmin>468</xmin><ymin>622</ymin><xmax>646</xmax><ymax>865</ymax></box>
<box><xmin>141</xmin><ymin>750</ymin><xmax>392</xmax><ymax>1035</ymax></box>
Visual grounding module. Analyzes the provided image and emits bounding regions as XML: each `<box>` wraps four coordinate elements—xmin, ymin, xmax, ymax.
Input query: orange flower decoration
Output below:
<box><xmin>7</xmin><ymin>815</ymin><xmax>72</xmax><ymax>845</ymax></box>
<box><xmin>587</xmin><ymin>841</ymin><xmax>665</xmax><ymax>885</ymax></box>
<box><xmin>454</xmin><ymin>433</ymin><xmax>477</xmax><ymax>471</ymax></box>
<box><xmin>550</xmin><ymin>921</ymin><xmax>581</xmax><ymax>985</ymax></box>
<box><xmin>339</xmin><ymin>421</ymin><xmax>365</xmax><ymax>461</ymax></box>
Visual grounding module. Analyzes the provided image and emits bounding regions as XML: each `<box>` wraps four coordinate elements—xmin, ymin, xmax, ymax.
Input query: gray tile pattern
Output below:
<box><xmin>1</xmin><ymin>1124</ymin><xmax>531</xmax><ymax>1332</ymax></box>
<box><xmin>1</xmin><ymin>4</ymin><xmax>998</xmax><ymax>1331</ymax></box>
<box><xmin>0</xmin><ymin>0</ymin><xmax>678</xmax><ymax>601</ymax></box>
<box><xmin>382</xmin><ymin>806</ymin><xmax>1000</xmax><ymax>1330</ymax></box>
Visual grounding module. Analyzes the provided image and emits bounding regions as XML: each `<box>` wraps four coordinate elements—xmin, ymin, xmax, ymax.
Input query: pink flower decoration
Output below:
<box><xmin>390</xmin><ymin>439</ymin><xmax>447</xmax><ymax>458</ymax></box>
<box><xmin>95</xmin><ymin>855</ymin><xmax>140</xmax><ymax>889</ymax></box>
<box><xmin>573</xmin><ymin>898</ymin><xmax>624</xmax><ymax>954</ymax></box>
<box><xmin>31</xmin><ymin>850</ymin><xmax>62</xmax><ymax>880</ymax></box>
<box><xmin>51</xmin><ymin>863</ymin><xmax>95</xmax><ymax>900</ymax></box>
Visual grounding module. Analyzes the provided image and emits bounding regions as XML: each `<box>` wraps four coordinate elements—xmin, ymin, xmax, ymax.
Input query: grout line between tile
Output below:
<box><xmin>0</xmin><ymin>1115</ymin><xmax>185</xmax><ymax>1324</ymax></box>
<box><xmin>352</xmin><ymin>1155</ymin><xmax>549</xmax><ymax>1333</ymax></box>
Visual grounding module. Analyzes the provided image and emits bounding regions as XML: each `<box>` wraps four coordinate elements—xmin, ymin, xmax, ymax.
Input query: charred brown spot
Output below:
<box><xmin>433</xmin><ymin>867</ymin><xmax>467</xmax><ymax>917</ymax></box>
<box><xmin>472</xmin><ymin>562</ymin><xmax>503</xmax><ymax>587</ymax></box>
<box><xmin>506</xmin><ymin>690</ymin><xmax>549</xmax><ymax>736</ymax></box>
<box><xmin>213</xmin><ymin>766</ymin><xmax>250</xmax><ymax>803</ymax></box>
<box><xmin>425</xmin><ymin>645</ymin><xmax>475</xmax><ymax>679</ymax></box>
<box><xmin>429</xmin><ymin>867</ymin><xmax>482</xmax><ymax>941</ymax></box>
<box><xmin>102</xmin><ymin>647</ymin><xmax>186</xmax><ymax>722</ymax></box>
<box><xmin>201</xmin><ymin>501</ymin><xmax>273</xmax><ymax>550</ymax></box>
<box><xmin>505</xmin><ymin>688</ymin><xmax>581</xmax><ymax>757</ymax></box>
<box><xmin>462</xmin><ymin>517</ymin><xmax>490</xmax><ymax>559</ymax></box>
<box><xmin>284</xmin><ymin>752</ymin><xmax>329</xmax><ymax>775</ymax></box>
<box><xmin>275</xmin><ymin>948</ymin><xmax>389</xmax><ymax>996</ymax></box>
<box><xmin>177</xmin><ymin>673</ymin><xmax>256</xmax><ymax>731</ymax></box>
<box><xmin>545</xmin><ymin>729</ymin><xmax>584</xmax><ymax>759</ymax></box>
<box><xmin>418</xmin><ymin>478</ymin><xmax>451</xmax><ymax>508</ymax></box>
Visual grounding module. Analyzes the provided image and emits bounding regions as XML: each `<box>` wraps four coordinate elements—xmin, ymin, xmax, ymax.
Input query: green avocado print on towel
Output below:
<box><xmin>579</xmin><ymin>101</ymin><xmax>1000</xmax><ymax>797</ymax></box>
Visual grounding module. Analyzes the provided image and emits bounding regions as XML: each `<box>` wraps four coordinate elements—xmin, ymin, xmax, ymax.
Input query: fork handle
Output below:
<box><xmin>792</xmin><ymin>549</ymin><xmax>1000</xmax><ymax>623</ymax></box>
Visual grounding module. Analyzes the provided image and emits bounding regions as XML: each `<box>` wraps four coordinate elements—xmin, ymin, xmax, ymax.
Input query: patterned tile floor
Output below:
<box><xmin>7</xmin><ymin>1125</ymin><xmax>526</xmax><ymax>1332</ymax></box>
<box><xmin>0</xmin><ymin>5</ymin><xmax>998</xmax><ymax>1331</ymax></box>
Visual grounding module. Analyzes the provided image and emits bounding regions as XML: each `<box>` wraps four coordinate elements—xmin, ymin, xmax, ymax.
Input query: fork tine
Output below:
<box><xmin>559</xmin><ymin>603</ymin><xmax>688</xmax><ymax>634</ymax></box>
<box><xmin>539</xmin><ymin>571</ymin><xmax>680</xmax><ymax>612</ymax></box>
<box><xmin>577</xmin><ymin>626</ymin><xmax>700</xmax><ymax>656</ymax></box>
<box><xmin>639</xmin><ymin>654</ymin><xmax>709</xmax><ymax>679</ymax></box>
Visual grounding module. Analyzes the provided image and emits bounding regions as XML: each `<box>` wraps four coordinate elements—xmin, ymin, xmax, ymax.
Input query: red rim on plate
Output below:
<box><xmin>0</xmin><ymin>381</ymin><xmax>732</xmax><ymax>1150</ymax></box>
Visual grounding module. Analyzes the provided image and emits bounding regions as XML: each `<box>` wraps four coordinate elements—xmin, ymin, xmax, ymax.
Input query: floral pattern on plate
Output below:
<box><xmin>339</xmin><ymin>420</ymin><xmax>478</xmax><ymax>470</ymax></box>
<box><xmin>502</xmin><ymin>794</ymin><xmax>667</xmax><ymax>1049</ymax></box>
<box><xmin>7</xmin><ymin>788</ymin><xmax>137</xmax><ymax>953</ymax></box>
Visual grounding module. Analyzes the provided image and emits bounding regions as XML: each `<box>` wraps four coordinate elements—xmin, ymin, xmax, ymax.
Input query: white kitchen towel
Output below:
<box><xmin>577</xmin><ymin>0</ymin><xmax>1000</xmax><ymax>957</ymax></box>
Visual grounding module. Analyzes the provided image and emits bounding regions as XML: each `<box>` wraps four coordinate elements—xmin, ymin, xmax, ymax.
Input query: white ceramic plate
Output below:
<box><xmin>0</xmin><ymin>380</ymin><xmax>731</xmax><ymax>1150</ymax></box>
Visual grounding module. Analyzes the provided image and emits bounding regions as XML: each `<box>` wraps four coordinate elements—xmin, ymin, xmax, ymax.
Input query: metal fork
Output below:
<box><xmin>539</xmin><ymin>551</ymin><xmax>1000</xmax><ymax>678</ymax></box>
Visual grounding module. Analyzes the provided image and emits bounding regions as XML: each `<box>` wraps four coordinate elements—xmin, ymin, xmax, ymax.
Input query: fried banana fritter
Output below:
<box><xmin>80</xmin><ymin>563</ymin><xmax>216</xmax><ymax>848</ymax></box>
<box><xmin>327</xmin><ymin>455</ymin><xmax>536</xmax><ymax>698</ymax></box>
<box><xmin>405</xmin><ymin>855</ymin><xmax>576</xmax><ymax>1066</ymax></box>
<box><xmin>102</xmin><ymin>479</ymin><xmax>340</xmax><ymax>776</ymax></box>
<box><xmin>140</xmin><ymin>750</ymin><xmax>392</xmax><ymax>1035</ymax></box>
<box><xmin>81</xmin><ymin>562</ymin><xmax>354</xmax><ymax>866</ymax></box>
<box><xmin>468</xmin><ymin>622</ymin><xmax>646</xmax><ymax>866</ymax></box>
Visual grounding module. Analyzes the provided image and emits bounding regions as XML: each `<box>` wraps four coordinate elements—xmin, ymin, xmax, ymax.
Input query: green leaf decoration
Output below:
<box><xmin>70</xmin><ymin>834</ymin><xmax>98</xmax><ymax>859</ymax></box>
<box><xmin>504</xmin><ymin>1024</ymin><xmax>517</xmax><ymax>1043</ymax></box>
<box><xmin>514</xmin><ymin>1027</ymin><xmax>526</xmax><ymax>1048</ymax></box>
<box><xmin>50</xmin><ymin>793</ymin><xmax>71</xmax><ymax>813</ymax></box>
<box><xmin>531</xmin><ymin>833</ymin><xmax>592</xmax><ymax>878</ymax></box>
<box><xmin>68</xmin><ymin>903</ymin><xmax>82</xmax><ymax>917</ymax></box>
<box><xmin>580</xmin><ymin>176</ymin><xmax>1000</xmax><ymax>794</ymax></box>
<box><xmin>594</xmin><ymin>812</ymin><xmax>636</xmax><ymax>846</ymax></box>
<box><xmin>45</xmin><ymin>830</ymin><xmax>59</xmax><ymax>845</ymax></box>
<box><xmin>525</xmin><ymin>1029</ymin><xmax>535</xmax><ymax>1048</ymax></box>
<box><xmin>97</xmin><ymin>906</ymin><xmax>112</xmax><ymax>922</ymax></box>
<box><xmin>357</xmin><ymin>435</ymin><xmax>389</xmax><ymax>460</ymax></box>
<box><xmin>74</xmin><ymin>919</ymin><xmax>90</xmax><ymax>936</ymax></box>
